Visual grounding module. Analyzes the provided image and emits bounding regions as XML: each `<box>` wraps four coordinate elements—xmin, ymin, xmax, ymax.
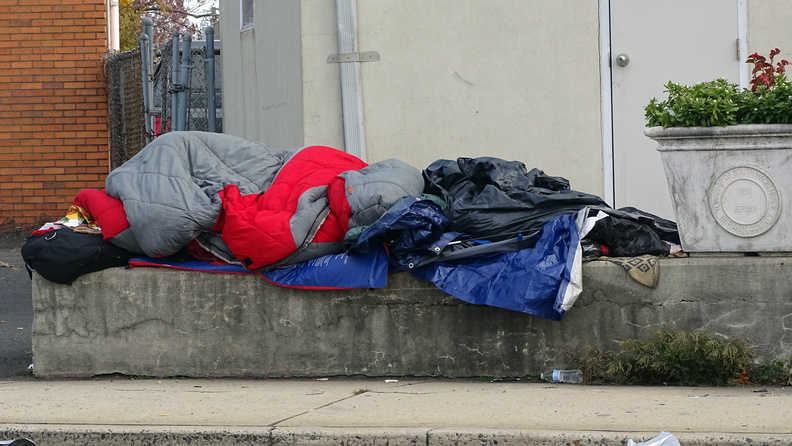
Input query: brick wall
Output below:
<box><xmin>0</xmin><ymin>0</ymin><xmax>109</xmax><ymax>231</ymax></box>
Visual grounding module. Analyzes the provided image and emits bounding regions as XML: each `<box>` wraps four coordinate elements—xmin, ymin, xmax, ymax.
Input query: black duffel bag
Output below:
<box><xmin>21</xmin><ymin>228</ymin><xmax>134</xmax><ymax>285</ymax></box>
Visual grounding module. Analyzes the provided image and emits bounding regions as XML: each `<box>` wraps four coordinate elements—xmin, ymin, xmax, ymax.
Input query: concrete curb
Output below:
<box><xmin>2</xmin><ymin>426</ymin><xmax>792</xmax><ymax>446</ymax></box>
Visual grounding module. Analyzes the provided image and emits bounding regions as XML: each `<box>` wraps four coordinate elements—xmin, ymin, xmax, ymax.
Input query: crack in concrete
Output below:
<box><xmin>268</xmin><ymin>392</ymin><xmax>361</xmax><ymax>427</ymax></box>
<box><xmin>459</xmin><ymin>344</ymin><xmax>484</xmax><ymax>356</ymax></box>
<box><xmin>104</xmin><ymin>317</ymin><xmax>173</xmax><ymax>335</ymax></box>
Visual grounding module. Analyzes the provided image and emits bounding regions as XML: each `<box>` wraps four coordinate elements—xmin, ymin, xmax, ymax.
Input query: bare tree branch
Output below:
<box><xmin>139</xmin><ymin>6</ymin><xmax>217</xmax><ymax>20</ymax></box>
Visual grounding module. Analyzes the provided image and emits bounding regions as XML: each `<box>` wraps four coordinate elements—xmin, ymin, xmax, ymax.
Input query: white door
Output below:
<box><xmin>609</xmin><ymin>0</ymin><xmax>740</xmax><ymax>220</ymax></box>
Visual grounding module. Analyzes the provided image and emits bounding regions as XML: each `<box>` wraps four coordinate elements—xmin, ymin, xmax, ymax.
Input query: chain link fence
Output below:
<box><xmin>106</xmin><ymin>48</ymin><xmax>146</xmax><ymax>169</ymax></box>
<box><xmin>106</xmin><ymin>33</ymin><xmax>222</xmax><ymax>169</ymax></box>
<box><xmin>153</xmin><ymin>38</ymin><xmax>223</xmax><ymax>137</ymax></box>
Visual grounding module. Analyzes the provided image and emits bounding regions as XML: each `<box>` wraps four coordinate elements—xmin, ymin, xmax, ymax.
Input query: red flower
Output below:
<box><xmin>747</xmin><ymin>49</ymin><xmax>788</xmax><ymax>93</ymax></box>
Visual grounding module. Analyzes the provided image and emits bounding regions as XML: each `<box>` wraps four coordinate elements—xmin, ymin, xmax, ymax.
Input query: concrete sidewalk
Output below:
<box><xmin>1</xmin><ymin>378</ymin><xmax>790</xmax><ymax>446</ymax></box>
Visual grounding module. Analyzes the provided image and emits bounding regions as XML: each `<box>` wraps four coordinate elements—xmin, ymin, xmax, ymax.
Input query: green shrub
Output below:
<box><xmin>645</xmin><ymin>48</ymin><xmax>792</xmax><ymax>128</ymax></box>
<box><xmin>580</xmin><ymin>327</ymin><xmax>755</xmax><ymax>386</ymax></box>
<box><xmin>645</xmin><ymin>79</ymin><xmax>742</xmax><ymax>128</ymax></box>
<box><xmin>749</xmin><ymin>359</ymin><xmax>792</xmax><ymax>386</ymax></box>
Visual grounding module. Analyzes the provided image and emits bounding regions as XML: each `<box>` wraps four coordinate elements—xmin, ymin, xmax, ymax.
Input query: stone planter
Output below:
<box><xmin>645</xmin><ymin>124</ymin><xmax>792</xmax><ymax>254</ymax></box>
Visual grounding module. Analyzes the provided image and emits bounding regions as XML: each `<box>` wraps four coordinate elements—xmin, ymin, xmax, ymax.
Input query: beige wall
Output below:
<box><xmin>220</xmin><ymin>1</ymin><xmax>792</xmax><ymax>201</ymax></box>
<box><xmin>220</xmin><ymin>0</ymin><xmax>305</xmax><ymax>148</ymax></box>
<box><xmin>747</xmin><ymin>2</ymin><xmax>792</xmax><ymax>62</ymax></box>
<box><xmin>355</xmin><ymin>1</ymin><xmax>602</xmax><ymax>194</ymax></box>
<box><xmin>221</xmin><ymin>0</ymin><xmax>604</xmax><ymax>195</ymax></box>
<box><xmin>300</xmin><ymin>0</ymin><xmax>345</xmax><ymax>151</ymax></box>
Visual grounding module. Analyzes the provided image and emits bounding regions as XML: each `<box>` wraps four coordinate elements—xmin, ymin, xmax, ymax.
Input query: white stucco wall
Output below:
<box><xmin>221</xmin><ymin>0</ymin><xmax>604</xmax><ymax>195</ymax></box>
<box><xmin>219</xmin><ymin>0</ymin><xmax>304</xmax><ymax>148</ymax></box>
<box><xmin>220</xmin><ymin>1</ymin><xmax>792</xmax><ymax>202</ymax></box>
<box><xmin>354</xmin><ymin>2</ymin><xmax>603</xmax><ymax>195</ymax></box>
<box><xmin>747</xmin><ymin>2</ymin><xmax>792</xmax><ymax>61</ymax></box>
<box><xmin>300</xmin><ymin>0</ymin><xmax>345</xmax><ymax>151</ymax></box>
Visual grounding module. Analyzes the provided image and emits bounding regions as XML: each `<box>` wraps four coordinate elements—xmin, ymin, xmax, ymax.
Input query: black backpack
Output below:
<box><xmin>21</xmin><ymin>228</ymin><xmax>134</xmax><ymax>285</ymax></box>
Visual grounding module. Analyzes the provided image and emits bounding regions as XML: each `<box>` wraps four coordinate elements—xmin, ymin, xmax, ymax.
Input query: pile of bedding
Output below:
<box><xmin>23</xmin><ymin>131</ymin><xmax>679</xmax><ymax>321</ymax></box>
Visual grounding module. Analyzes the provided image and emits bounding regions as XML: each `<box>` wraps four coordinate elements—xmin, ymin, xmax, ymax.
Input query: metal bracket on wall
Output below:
<box><xmin>327</xmin><ymin>51</ymin><xmax>380</xmax><ymax>63</ymax></box>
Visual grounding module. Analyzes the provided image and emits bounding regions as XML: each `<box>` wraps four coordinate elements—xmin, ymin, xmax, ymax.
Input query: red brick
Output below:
<box><xmin>2</xmin><ymin>0</ymin><xmax>109</xmax><ymax>226</ymax></box>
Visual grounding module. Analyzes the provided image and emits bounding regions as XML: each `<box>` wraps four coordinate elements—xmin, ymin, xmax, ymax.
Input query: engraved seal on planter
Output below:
<box><xmin>709</xmin><ymin>166</ymin><xmax>781</xmax><ymax>238</ymax></box>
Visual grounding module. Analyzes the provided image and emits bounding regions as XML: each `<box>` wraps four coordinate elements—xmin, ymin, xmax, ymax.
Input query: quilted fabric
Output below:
<box><xmin>72</xmin><ymin>188</ymin><xmax>129</xmax><ymax>241</ymax></box>
<box><xmin>214</xmin><ymin>145</ymin><xmax>368</xmax><ymax>270</ymax></box>
<box><xmin>101</xmin><ymin>131</ymin><xmax>424</xmax><ymax>269</ymax></box>
<box><xmin>105</xmin><ymin>131</ymin><xmax>290</xmax><ymax>257</ymax></box>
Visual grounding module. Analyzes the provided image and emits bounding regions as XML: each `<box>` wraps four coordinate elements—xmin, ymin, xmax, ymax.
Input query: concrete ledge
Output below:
<box><xmin>31</xmin><ymin>257</ymin><xmax>792</xmax><ymax>379</ymax></box>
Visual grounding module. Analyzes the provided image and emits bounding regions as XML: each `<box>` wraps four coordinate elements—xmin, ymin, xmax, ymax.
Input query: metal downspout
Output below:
<box><xmin>107</xmin><ymin>0</ymin><xmax>120</xmax><ymax>50</ymax></box>
<box><xmin>335</xmin><ymin>0</ymin><xmax>367</xmax><ymax>161</ymax></box>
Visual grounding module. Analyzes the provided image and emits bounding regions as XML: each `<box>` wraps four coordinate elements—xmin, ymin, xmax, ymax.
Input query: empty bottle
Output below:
<box><xmin>541</xmin><ymin>369</ymin><xmax>583</xmax><ymax>384</ymax></box>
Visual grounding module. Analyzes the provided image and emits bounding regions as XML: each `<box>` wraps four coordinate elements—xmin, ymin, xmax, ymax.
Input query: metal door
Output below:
<box><xmin>609</xmin><ymin>0</ymin><xmax>740</xmax><ymax>219</ymax></box>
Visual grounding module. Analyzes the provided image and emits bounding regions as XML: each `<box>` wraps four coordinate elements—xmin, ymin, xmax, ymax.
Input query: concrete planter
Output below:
<box><xmin>645</xmin><ymin>124</ymin><xmax>792</xmax><ymax>254</ymax></box>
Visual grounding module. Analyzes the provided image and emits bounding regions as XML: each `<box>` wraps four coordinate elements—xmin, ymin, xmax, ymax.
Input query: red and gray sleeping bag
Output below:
<box><xmin>94</xmin><ymin>131</ymin><xmax>423</xmax><ymax>270</ymax></box>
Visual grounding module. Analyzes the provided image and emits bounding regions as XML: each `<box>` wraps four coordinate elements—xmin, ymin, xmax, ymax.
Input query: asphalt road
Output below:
<box><xmin>0</xmin><ymin>232</ymin><xmax>34</xmax><ymax>380</ymax></box>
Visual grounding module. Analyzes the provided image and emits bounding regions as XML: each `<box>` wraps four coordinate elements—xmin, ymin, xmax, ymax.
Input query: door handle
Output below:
<box><xmin>615</xmin><ymin>53</ymin><xmax>630</xmax><ymax>67</ymax></box>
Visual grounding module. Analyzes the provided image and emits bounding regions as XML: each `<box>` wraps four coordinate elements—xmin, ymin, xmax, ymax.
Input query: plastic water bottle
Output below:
<box><xmin>541</xmin><ymin>369</ymin><xmax>583</xmax><ymax>384</ymax></box>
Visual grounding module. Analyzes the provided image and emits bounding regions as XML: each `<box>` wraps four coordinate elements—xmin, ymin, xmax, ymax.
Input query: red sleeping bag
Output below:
<box><xmin>73</xmin><ymin>188</ymin><xmax>130</xmax><ymax>240</ymax></box>
<box><xmin>213</xmin><ymin>146</ymin><xmax>368</xmax><ymax>270</ymax></box>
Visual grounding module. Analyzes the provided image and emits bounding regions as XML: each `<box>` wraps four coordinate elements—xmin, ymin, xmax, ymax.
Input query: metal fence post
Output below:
<box><xmin>175</xmin><ymin>34</ymin><xmax>192</xmax><ymax>131</ymax></box>
<box><xmin>169</xmin><ymin>32</ymin><xmax>181</xmax><ymax>132</ymax></box>
<box><xmin>139</xmin><ymin>32</ymin><xmax>152</xmax><ymax>140</ymax></box>
<box><xmin>141</xmin><ymin>18</ymin><xmax>156</xmax><ymax>141</ymax></box>
<box><xmin>204</xmin><ymin>27</ymin><xmax>217</xmax><ymax>133</ymax></box>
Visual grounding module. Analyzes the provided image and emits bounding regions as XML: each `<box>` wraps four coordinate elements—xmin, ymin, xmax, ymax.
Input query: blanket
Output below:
<box><xmin>58</xmin><ymin>133</ymin><xmax>681</xmax><ymax>322</ymax></box>
<box><xmin>104</xmin><ymin>131</ymin><xmax>290</xmax><ymax>256</ymax></box>
<box><xmin>100</xmin><ymin>131</ymin><xmax>424</xmax><ymax>269</ymax></box>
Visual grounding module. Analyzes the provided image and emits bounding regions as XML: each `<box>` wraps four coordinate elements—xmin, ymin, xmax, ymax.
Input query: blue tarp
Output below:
<box><xmin>352</xmin><ymin>197</ymin><xmax>583</xmax><ymax>320</ymax></box>
<box><xmin>129</xmin><ymin>244</ymin><xmax>389</xmax><ymax>289</ymax></box>
<box><xmin>410</xmin><ymin>213</ymin><xmax>581</xmax><ymax>321</ymax></box>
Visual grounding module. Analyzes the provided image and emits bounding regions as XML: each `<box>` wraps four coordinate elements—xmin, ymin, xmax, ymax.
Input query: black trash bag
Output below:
<box><xmin>607</xmin><ymin>206</ymin><xmax>680</xmax><ymax>245</ymax></box>
<box><xmin>21</xmin><ymin>228</ymin><xmax>135</xmax><ymax>285</ymax></box>
<box><xmin>423</xmin><ymin>157</ymin><xmax>609</xmax><ymax>240</ymax></box>
<box><xmin>585</xmin><ymin>216</ymin><xmax>670</xmax><ymax>257</ymax></box>
<box><xmin>580</xmin><ymin>239</ymin><xmax>605</xmax><ymax>261</ymax></box>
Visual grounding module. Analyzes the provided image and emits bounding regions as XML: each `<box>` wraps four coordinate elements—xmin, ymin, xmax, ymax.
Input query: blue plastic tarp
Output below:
<box><xmin>352</xmin><ymin>197</ymin><xmax>583</xmax><ymax>320</ymax></box>
<box><xmin>410</xmin><ymin>212</ymin><xmax>582</xmax><ymax>321</ymax></box>
<box><xmin>129</xmin><ymin>244</ymin><xmax>389</xmax><ymax>289</ymax></box>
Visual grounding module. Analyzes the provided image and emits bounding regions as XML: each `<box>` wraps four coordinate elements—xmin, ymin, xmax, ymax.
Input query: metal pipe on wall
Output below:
<box><xmin>335</xmin><ymin>0</ymin><xmax>366</xmax><ymax>161</ymax></box>
<box><xmin>107</xmin><ymin>0</ymin><xmax>120</xmax><ymax>50</ymax></box>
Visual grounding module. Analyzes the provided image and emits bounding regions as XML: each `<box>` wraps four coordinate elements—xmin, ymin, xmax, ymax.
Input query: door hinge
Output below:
<box><xmin>736</xmin><ymin>38</ymin><xmax>740</xmax><ymax>61</ymax></box>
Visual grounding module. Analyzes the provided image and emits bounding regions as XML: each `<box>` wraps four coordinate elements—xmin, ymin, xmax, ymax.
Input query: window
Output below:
<box><xmin>241</xmin><ymin>0</ymin><xmax>254</xmax><ymax>30</ymax></box>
